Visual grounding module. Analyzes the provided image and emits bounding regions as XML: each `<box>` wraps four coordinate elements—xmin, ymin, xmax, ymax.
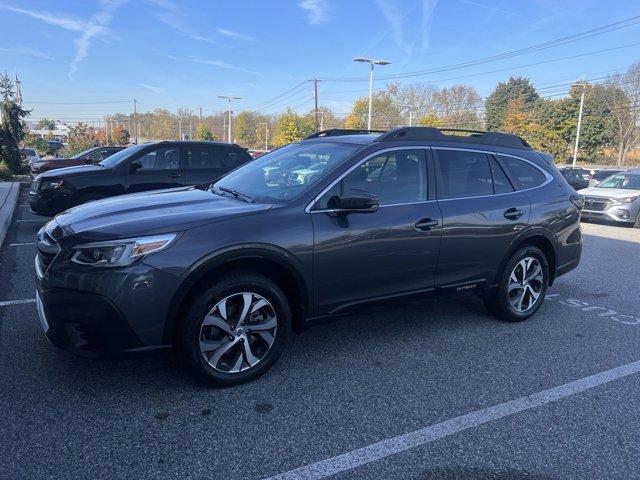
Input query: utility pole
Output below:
<box><xmin>572</xmin><ymin>83</ymin><xmax>586</xmax><ymax>168</ymax></box>
<box><xmin>189</xmin><ymin>119</ymin><xmax>192</xmax><ymax>139</ymax></box>
<box><xmin>133</xmin><ymin>99</ymin><xmax>138</xmax><ymax>144</ymax></box>
<box><xmin>106</xmin><ymin>118</ymin><xmax>110</xmax><ymax>146</ymax></box>
<box><xmin>318</xmin><ymin>111</ymin><xmax>324</xmax><ymax>130</ymax></box>
<box><xmin>260</xmin><ymin>122</ymin><xmax>269</xmax><ymax>150</ymax></box>
<box><xmin>311</xmin><ymin>78</ymin><xmax>320</xmax><ymax>131</ymax></box>
<box><xmin>199</xmin><ymin>107</ymin><xmax>203</xmax><ymax>124</ymax></box>
<box><xmin>403</xmin><ymin>104</ymin><xmax>413</xmax><ymax>126</ymax></box>
<box><xmin>218</xmin><ymin>95</ymin><xmax>241</xmax><ymax>143</ymax></box>
<box><xmin>353</xmin><ymin>57</ymin><xmax>391</xmax><ymax>130</ymax></box>
<box><xmin>178</xmin><ymin>117</ymin><xmax>182</xmax><ymax>140</ymax></box>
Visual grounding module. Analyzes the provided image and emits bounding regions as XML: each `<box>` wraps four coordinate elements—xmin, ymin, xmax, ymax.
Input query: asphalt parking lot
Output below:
<box><xmin>1</xmin><ymin>183</ymin><xmax>640</xmax><ymax>480</ymax></box>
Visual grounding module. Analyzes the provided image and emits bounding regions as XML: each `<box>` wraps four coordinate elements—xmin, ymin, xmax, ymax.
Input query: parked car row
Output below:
<box><xmin>29</xmin><ymin>146</ymin><xmax>126</xmax><ymax>176</ymax></box>
<box><xmin>33</xmin><ymin>128</ymin><xmax>583</xmax><ymax>386</ymax></box>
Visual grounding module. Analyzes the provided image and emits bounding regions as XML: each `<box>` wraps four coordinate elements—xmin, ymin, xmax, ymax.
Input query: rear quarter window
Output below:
<box><xmin>498</xmin><ymin>155</ymin><xmax>547</xmax><ymax>190</ymax></box>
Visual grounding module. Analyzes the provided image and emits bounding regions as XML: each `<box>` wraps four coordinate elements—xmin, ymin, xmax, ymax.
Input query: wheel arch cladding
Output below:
<box><xmin>166</xmin><ymin>249</ymin><xmax>310</xmax><ymax>343</ymax></box>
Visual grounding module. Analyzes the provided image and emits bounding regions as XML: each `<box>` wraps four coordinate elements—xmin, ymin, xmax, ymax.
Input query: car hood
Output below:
<box><xmin>36</xmin><ymin>164</ymin><xmax>104</xmax><ymax>179</ymax></box>
<box><xmin>53</xmin><ymin>186</ymin><xmax>272</xmax><ymax>240</ymax></box>
<box><xmin>577</xmin><ymin>186</ymin><xmax>640</xmax><ymax>198</ymax></box>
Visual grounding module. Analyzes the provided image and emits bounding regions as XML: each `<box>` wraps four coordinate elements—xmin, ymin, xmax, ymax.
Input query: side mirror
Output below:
<box><xmin>129</xmin><ymin>160</ymin><xmax>142</xmax><ymax>173</ymax></box>
<box><xmin>327</xmin><ymin>190</ymin><xmax>379</xmax><ymax>216</ymax></box>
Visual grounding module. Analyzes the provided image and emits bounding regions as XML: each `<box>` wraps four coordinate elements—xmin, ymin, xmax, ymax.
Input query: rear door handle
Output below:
<box><xmin>415</xmin><ymin>218</ymin><xmax>439</xmax><ymax>230</ymax></box>
<box><xmin>504</xmin><ymin>208</ymin><xmax>524</xmax><ymax>220</ymax></box>
<box><xmin>168</xmin><ymin>172</ymin><xmax>182</xmax><ymax>178</ymax></box>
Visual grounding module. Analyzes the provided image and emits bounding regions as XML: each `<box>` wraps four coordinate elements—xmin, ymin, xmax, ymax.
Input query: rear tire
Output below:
<box><xmin>483</xmin><ymin>246</ymin><xmax>549</xmax><ymax>322</ymax></box>
<box><xmin>176</xmin><ymin>269</ymin><xmax>291</xmax><ymax>386</ymax></box>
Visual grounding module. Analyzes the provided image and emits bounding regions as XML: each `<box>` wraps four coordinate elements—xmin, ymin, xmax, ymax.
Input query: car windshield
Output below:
<box><xmin>596</xmin><ymin>173</ymin><xmax>640</xmax><ymax>190</ymax></box>
<box><xmin>213</xmin><ymin>142</ymin><xmax>361</xmax><ymax>203</ymax></box>
<box><xmin>99</xmin><ymin>144</ymin><xmax>144</xmax><ymax>168</ymax></box>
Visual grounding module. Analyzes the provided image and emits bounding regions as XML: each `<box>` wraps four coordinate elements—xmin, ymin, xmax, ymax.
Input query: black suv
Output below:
<box><xmin>29</xmin><ymin>141</ymin><xmax>252</xmax><ymax>216</ymax></box>
<box><xmin>35</xmin><ymin>128</ymin><xmax>583</xmax><ymax>386</ymax></box>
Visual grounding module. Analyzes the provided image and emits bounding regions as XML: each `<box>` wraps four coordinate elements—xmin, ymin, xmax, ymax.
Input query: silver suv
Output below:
<box><xmin>578</xmin><ymin>169</ymin><xmax>640</xmax><ymax>227</ymax></box>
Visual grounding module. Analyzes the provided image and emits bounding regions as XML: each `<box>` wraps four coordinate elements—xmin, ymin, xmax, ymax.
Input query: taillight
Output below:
<box><xmin>570</xmin><ymin>194</ymin><xmax>584</xmax><ymax>210</ymax></box>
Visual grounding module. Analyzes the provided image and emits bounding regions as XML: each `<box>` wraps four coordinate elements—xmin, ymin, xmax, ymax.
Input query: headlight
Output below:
<box><xmin>71</xmin><ymin>233</ymin><xmax>178</xmax><ymax>267</ymax></box>
<box><xmin>618</xmin><ymin>196</ymin><xmax>638</xmax><ymax>204</ymax></box>
<box><xmin>40</xmin><ymin>179</ymin><xmax>63</xmax><ymax>190</ymax></box>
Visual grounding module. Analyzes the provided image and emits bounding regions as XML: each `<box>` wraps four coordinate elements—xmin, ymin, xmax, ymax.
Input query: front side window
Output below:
<box><xmin>214</xmin><ymin>142</ymin><xmax>361</xmax><ymax>203</ymax></box>
<box><xmin>314</xmin><ymin>149</ymin><xmax>427</xmax><ymax>209</ymax></box>
<box><xmin>498</xmin><ymin>155</ymin><xmax>546</xmax><ymax>190</ymax></box>
<box><xmin>137</xmin><ymin>147</ymin><xmax>180</xmax><ymax>171</ymax></box>
<box><xmin>99</xmin><ymin>144</ymin><xmax>146</xmax><ymax>168</ymax></box>
<box><xmin>436</xmin><ymin>150</ymin><xmax>493</xmax><ymax>199</ymax></box>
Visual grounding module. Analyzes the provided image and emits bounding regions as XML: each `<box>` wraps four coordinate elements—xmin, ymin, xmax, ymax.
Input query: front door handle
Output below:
<box><xmin>504</xmin><ymin>207</ymin><xmax>524</xmax><ymax>220</ymax></box>
<box><xmin>168</xmin><ymin>172</ymin><xmax>182</xmax><ymax>178</ymax></box>
<box><xmin>415</xmin><ymin>218</ymin><xmax>439</xmax><ymax>230</ymax></box>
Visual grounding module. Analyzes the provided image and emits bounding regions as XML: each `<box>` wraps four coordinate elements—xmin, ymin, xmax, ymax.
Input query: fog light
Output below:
<box><xmin>616</xmin><ymin>209</ymin><xmax>630</xmax><ymax>219</ymax></box>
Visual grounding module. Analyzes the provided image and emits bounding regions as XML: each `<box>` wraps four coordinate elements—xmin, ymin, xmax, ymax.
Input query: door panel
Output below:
<box><xmin>126</xmin><ymin>146</ymin><xmax>185</xmax><ymax>193</ymax></box>
<box><xmin>433</xmin><ymin>148</ymin><xmax>530</xmax><ymax>287</ymax></box>
<box><xmin>311</xmin><ymin>148</ymin><xmax>442</xmax><ymax>314</ymax></box>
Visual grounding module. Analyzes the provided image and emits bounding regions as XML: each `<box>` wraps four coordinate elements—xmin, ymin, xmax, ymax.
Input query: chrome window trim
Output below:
<box><xmin>432</xmin><ymin>147</ymin><xmax>554</xmax><ymax>202</ymax></box>
<box><xmin>304</xmin><ymin>146</ymin><xmax>429</xmax><ymax>214</ymax></box>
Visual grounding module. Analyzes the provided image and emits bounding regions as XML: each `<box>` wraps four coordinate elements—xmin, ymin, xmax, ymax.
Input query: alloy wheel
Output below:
<box><xmin>508</xmin><ymin>257</ymin><xmax>544</xmax><ymax>313</ymax></box>
<box><xmin>198</xmin><ymin>292</ymin><xmax>277</xmax><ymax>373</ymax></box>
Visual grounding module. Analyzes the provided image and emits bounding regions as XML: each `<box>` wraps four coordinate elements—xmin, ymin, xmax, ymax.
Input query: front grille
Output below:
<box><xmin>583</xmin><ymin>197</ymin><xmax>612</xmax><ymax>212</ymax></box>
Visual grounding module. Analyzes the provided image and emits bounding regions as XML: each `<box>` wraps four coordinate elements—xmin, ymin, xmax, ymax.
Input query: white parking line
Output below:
<box><xmin>9</xmin><ymin>242</ymin><xmax>36</xmax><ymax>246</ymax></box>
<box><xmin>263</xmin><ymin>359</ymin><xmax>640</xmax><ymax>480</ymax></box>
<box><xmin>0</xmin><ymin>299</ymin><xmax>36</xmax><ymax>307</ymax></box>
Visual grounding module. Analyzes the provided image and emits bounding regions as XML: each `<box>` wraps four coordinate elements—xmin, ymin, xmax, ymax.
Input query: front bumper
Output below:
<box><xmin>28</xmin><ymin>190</ymin><xmax>66</xmax><ymax>217</ymax></box>
<box><xmin>35</xmin><ymin>250</ymin><xmax>178</xmax><ymax>358</ymax></box>
<box><xmin>581</xmin><ymin>205</ymin><xmax>637</xmax><ymax>223</ymax></box>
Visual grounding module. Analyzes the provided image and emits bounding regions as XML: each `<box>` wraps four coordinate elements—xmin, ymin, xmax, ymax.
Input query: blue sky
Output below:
<box><xmin>1</xmin><ymin>0</ymin><xmax>639</xmax><ymax>122</ymax></box>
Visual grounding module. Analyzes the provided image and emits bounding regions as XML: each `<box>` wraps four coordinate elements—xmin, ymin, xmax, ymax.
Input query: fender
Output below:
<box><xmin>494</xmin><ymin>225</ymin><xmax>558</xmax><ymax>285</ymax></box>
<box><xmin>163</xmin><ymin>243</ymin><xmax>311</xmax><ymax>341</ymax></box>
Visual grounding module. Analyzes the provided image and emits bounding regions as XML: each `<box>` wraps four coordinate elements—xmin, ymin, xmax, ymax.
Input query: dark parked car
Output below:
<box><xmin>30</xmin><ymin>146</ymin><xmax>126</xmax><ymax>176</ymax></box>
<box><xmin>559</xmin><ymin>167</ymin><xmax>590</xmax><ymax>190</ymax></box>
<box><xmin>35</xmin><ymin>127</ymin><xmax>582</xmax><ymax>386</ymax></box>
<box><xmin>29</xmin><ymin>141</ymin><xmax>252</xmax><ymax>216</ymax></box>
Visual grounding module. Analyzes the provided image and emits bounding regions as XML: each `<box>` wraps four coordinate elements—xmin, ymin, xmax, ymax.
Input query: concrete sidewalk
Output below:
<box><xmin>0</xmin><ymin>182</ymin><xmax>20</xmax><ymax>248</ymax></box>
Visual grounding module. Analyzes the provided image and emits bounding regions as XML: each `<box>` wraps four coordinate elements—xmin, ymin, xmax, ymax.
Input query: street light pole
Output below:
<box><xmin>403</xmin><ymin>104</ymin><xmax>413</xmax><ymax>126</ymax></box>
<box><xmin>260</xmin><ymin>122</ymin><xmax>269</xmax><ymax>150</ymax></box>
<box><xmin>572</xmin><ymin>84</ymin><xmax>586</xmax><ymax>168</ymax></box>
<box><xmin>354</xmin><ymin>57</ymin><xmax>391</xmax><ymax>130</ymax></box>
<box><xmin>218</xmin><ymin>95</ymin><xmax>241</xmax><ymax>143</ymax></box>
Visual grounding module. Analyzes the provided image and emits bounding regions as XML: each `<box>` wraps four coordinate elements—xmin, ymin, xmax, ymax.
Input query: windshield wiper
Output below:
<box><xmin>218</xmin><ymin>186</ymin><xmax>254</xmax><ymax>203</ymax></box>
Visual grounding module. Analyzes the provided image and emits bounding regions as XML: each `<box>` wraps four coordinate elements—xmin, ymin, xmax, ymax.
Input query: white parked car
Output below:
<box><xmin>578</xmin><ymin>169</ymin><xmax>640</xmax><ymax>227</ymax></box>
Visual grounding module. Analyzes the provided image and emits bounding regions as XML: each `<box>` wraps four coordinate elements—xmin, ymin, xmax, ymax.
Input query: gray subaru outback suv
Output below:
<box><xmin>35</xmin><ymin>127</ymin><xmax>583</xmax><ymax>386</ymax></box>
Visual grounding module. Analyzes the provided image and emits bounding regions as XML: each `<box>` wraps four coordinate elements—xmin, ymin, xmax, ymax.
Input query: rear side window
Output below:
<box><xmin>498</xmin><ymin>155</ymin><xmax>546</xmax><ymax>190</ymax></box>
<box><xmin>223</xmin><ymin>147</ymin><xmax>251</xmax><ymax>169</ymax></box>
<box><xmin>187</xmin><ymin>146</ymin><xmax>222</xmax><ymax>169</ymax></box>
<box><xmin>435</xmin><ymin>150</ymin><xmax>493</xmax><ymax>199</ymax></box>
<box><xmin>489</xmin><ymin>156</ymin><xmax>514</xmax><ymax>194</ymax></box>
<box><xmin>137</xmin><ymin>147</ymin><xmax>180</xmax><ymax>170</ymax></box>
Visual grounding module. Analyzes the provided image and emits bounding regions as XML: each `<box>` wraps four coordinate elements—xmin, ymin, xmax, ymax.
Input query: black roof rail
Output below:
<box><xmin>304</xmin><ymin>128</ymin><xmax>386</xmax><ymax>140</ymax></box>
<box><xmin>375</xmin><ymin>127</ymin><xmax>531</xmax><ymax>149</ymax></box>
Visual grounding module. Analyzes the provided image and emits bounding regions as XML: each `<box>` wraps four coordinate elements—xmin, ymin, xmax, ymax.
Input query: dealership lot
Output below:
<box><xmin>1</xmin><ymin>184</ymin><xmax>640</xmax><ymax>479</ymax></box>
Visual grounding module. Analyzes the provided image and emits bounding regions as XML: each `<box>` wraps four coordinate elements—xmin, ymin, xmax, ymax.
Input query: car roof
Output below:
<box><xmin>303</xmin><ymin>134</ymin><xmax>381</xmax><ymax>145</ymax></box>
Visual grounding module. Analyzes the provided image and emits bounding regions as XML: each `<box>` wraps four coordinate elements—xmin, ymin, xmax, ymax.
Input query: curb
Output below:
<box><xmin>0</xmin><ymin>182</ymin><xmax>20</xmax><ymax>249</ymax></box>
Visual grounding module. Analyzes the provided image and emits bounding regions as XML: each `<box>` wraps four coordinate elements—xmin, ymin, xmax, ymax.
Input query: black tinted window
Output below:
<box><xmin>223</xmin><ymin>147</ymin><xmax>250</xmax><ymax>169</ymax></box>
<box><xmin>137</xmin><ymin>147</ymin><xmax>180</xmax><ymax>170</ymax></box>
<box><xmin>436</xmin><ymin>150</ymin><xmax>493</xmax><ymax>199</ymax></box>
<box><xmin>490</xmin><ymin>156</ymin><xmax>514</xmax><ymax>194</ymax></box>
<box><xmin>187</xmin><ymin>147</ymin><xmax>222</xmax><ymax>169</ymax></box>
<box><xmin>498</xmin><ymin>155</ymin><xmax>546</xmax><ymax>189</ymax></box>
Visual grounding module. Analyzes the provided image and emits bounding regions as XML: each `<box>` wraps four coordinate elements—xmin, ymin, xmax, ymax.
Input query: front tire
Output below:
<box><xmin>483</xmin><ymin>246</ymin><xmax>549</xmax><ymax>322</ymax></box>
<box><xmin>177</xmin><ymin>270</ymin><xmax>291</xmax><ymax>386</ymax></box>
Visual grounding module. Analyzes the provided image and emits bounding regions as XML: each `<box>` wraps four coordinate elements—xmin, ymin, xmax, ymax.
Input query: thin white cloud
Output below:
<box><xmin>146</xmin><ymin>0</ymin><xmax>187</xmax><ymax>31</ymax></box>
<box><xmin>139</xmin><ymin>83</ymin><xmax>164</xmax><ymax>93</ymax></box>
<box><xmin>1</xmin><ymin>5</ymin><xmax>87</xmax><ymax>31</ymax></box>
<box><xmin>190</xmin><ymin>35</ymin><xmax>218</xmax><ymax>45</ymax></box>
<box><xmin>421</xmin><ymin>0</ymin><xmax>439</xmax><ymax>50</ymax></box>
<box><xmin>375</xmin><ymin>0</ymin><xmax>405</xmax><ymax>49</ymax></box>
<box><xmin>0</xmin><ymin>46</ymin><xmax>53</xmax><ymax>60</ymax></box>
<box><xmin>298</xmin><ymin>0</ymin><xmax>329</xmax><ymax>25</ymax></box>
<box><xmin>216</xmin><ymin>28</ymin><xmax>254</xmax><ymax>41</ymax></box>
<box><xmin>69</xmin><ymin>0</ymin><xmax>128</xmax><ymax>78</ymax></box>
<box><xmin>187</xmin><ymin>56</ymin><xmax>260</xmax><ymax>75</ymax></box>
